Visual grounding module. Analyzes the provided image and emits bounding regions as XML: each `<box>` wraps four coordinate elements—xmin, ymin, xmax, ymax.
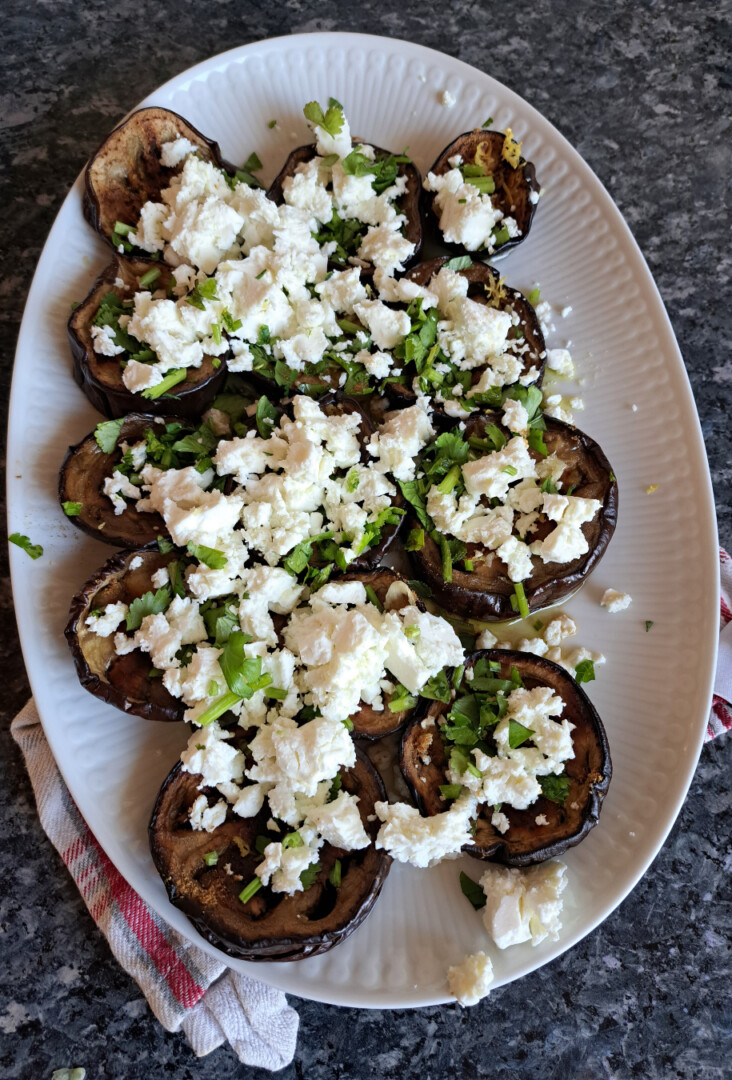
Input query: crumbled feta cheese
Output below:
<box><xmin>91</xmin><ymin>323</ymin><xmax>125</xmax><ymax>357</ymax></box>
<box><xmin>480</xmin><ymin>861</ymin><xmax>567</xmax><ymax>948</ymax></box>
<box><xmin>600</xmin><ymin>588</ymin><xmax>633</xmax><ymax>613</ymax></box>
<box><xmin>441</xmin><ymin>90</ymin><xmax>456</xmax><ymax>108</ymax></box>
<box><xmin>448</xmin><ymin>952</ymin><xmax>494</xmax><ymax>1006</ymax></box>
<box><xmin>85</xmin><ymin>601</ymin><xmax>128</xmax><ymax>637</ymax></box>
<box><xmin>189</xmin><ymin>795</ymin><xmax>228</xmax><ymax>832</ymax></box>
<box><xmin>374</xmin><ymin>791</ymin><xmax>477</xmax><ymax>867</ymax></box>
<box><xmin>368</xmin><ymin>405</ymin><xmax>435</xmax><ymax>481</ymax></box>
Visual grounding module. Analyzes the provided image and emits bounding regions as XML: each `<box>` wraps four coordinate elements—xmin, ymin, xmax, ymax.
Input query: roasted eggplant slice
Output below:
<box><xmin>58</xmin><ymin>413</ymin><xmax>192</xmax><ymax>547</ymax></box>
<box><xmin>340</xmin><ymin>568</ymin><xmax>426</xmax><ymax>740</ymax></box>
<box><xmin>268</xmin><ymin>141</ymin><xmax>422</xmax><ymax>273</ymax></box>
<box><xmin>149</xmin><ymin>746</ymin><xmax>390</xmax><ymax>961</ymax></box>
<box><xmin>410</xmin><ymin>412</ymin><xmax>618</xmax><ymax>620</ymax></box>
<box><xmin>400</xmin><ymin>649</ymin><xmax>611</xmax><ymax>866</ymax></box>
<box><xmin>66</xmin><ymin>548</ymin><xmax>184</xmax><ymax>723</ymax></box>
<box><xmin>424</xmin><ymin>129</ymin><xmax>539</xmax><ymax>258</ymax></box>
<box><xmin>84</xmin><ymin>107</ymin><xmax>226</xmax><ymax>250</ymax></box>
<box><xmin>386</xmin><ymin>257</ymin><xmax>545</xmax><ymax>414</ymax></box>
<box><xmin>69</xmin><ymin>256</ymin><xmax>227</xmax><ymax>419</ymax></box>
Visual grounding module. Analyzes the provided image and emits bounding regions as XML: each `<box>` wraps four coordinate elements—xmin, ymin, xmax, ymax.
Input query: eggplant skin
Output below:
<box><xmin>68</xmin><ymin>255</ymin><xmax>227</xmax><ymax>419</ymax></box>
<box><xmin>267</xmin><ymin>141</ymin><xmax>423</xmax><ymax>273</ymax></box>
<box><xmin>58</xmin><ymin>412</ymin><xmax>184</xmax><ymax>548</ymax></box>
<box><xmin>400</xmin><ymin>649</ymin><xmax>612</xmax><ymax>867</ymax></box>
<box><xmin>385</xmin><ymin>257</ymin><xmax>546</xmax><ymax>416</ymax></box>
<box><xmin>424</xmin><ymin>129</ymin><xmax>540</xmax><ymax>258</ymax></box>
<box><xmin>83</xmin><ymin>106</ymin><xmax>226</xmax><ymax>248</ymax></box>
<box><xmin>410</xmin><ymin>413</ymin><xmax>618</xmax><ymax>621</ymax></box>
<box><xmin>65</xmin><ymin>548</ymin><xmax>184</xmax><ymax>723</ymax></box>
<box><xmin>149</xmin><ymin>747</ymin><xmax>391</xmax><ymax>962</ymax></box>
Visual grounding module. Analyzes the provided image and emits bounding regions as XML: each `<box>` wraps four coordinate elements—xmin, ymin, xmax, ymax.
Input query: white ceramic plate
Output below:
<box><xmin>8</xmin><ymin>33</ymin><xmax>719</xmax><ymax>1008</ymax></box>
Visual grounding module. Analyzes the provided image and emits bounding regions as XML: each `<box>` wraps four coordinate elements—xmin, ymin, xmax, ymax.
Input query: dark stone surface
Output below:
<box><xmin>1</xmin><ymin>1</ymin><xmax>730</xmax><ymax>1078</ymax></box>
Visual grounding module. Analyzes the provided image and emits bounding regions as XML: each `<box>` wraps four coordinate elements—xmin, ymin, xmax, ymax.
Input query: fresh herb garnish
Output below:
<box><xmin>303</xmin><ymin>99</ymin><xmax>344</xmax><ymax>138</ymax></box>
<box><xmin>141</xmin><ymin>369</ymin><xmax>187</xmax><ymax>400</ymax></box>
<box><xmin>203</xmin><ymin>851</ymin><xmax>219</xmax><ymax>867</ymax></box>
<box><xmin>574</xmin><ymin>659</ymin><xmax>596</xmax><ymax>684</ymax></box>
<box><xmin>126</xmin><ymin>586</ymin><xmax>172</xmax><ymax>630</ymax></box>
<box><xmin>299</xmin><ymin>861</ymin><xmax>322</xmax><ymax>890</ymax></box>
<box><xmin>539</xmin><ymin>773</ymin><xmax>571</xmax><ymax>805</ymax></box>
<box><xmin>62</xmin><ymin>501</ymin><xmax>83</xmax><ymax>517</ymax></box>
<box><xmin>255</xmin><ymin>395</ymin><xmax>278</xmax><ymax>439</ymax></box>
<box><xmin>9</xmin><ymin>533</ymin><xmax>43</xmax><ymax>560</ymax></box>
<box><xmin>460</xmin><ymin>871</ymin><xmax>486</xmax><ymax>910</ymax></box>
<box><xmin>239</xmin><ymin>878</ymin><xmax>262</xmax><ymax>904</ymax></box>
<box><xmin>94</xmin><ymin>417</ymin><xmax>124</xmax><ymax>454</ymax></box>
<box><xmin>186</xmin><ymin>543</ymin><xmax>228</xmax><ymax>569</ymax></box>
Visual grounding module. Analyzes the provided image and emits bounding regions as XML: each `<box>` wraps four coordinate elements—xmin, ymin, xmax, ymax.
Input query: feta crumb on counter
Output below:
<box><xmin>601</xmin><ymin>588</ymin><xmax>633</xmax><ymax>613</ymax></box>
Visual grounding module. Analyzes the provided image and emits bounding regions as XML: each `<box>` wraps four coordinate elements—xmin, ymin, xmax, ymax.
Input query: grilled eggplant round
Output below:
<box><xmin>400</xmin><ymin>649</ymin><xmax>612</xmax><ymax>866</ymax></box>
<box><xmin>386</xmin><ymin>257</ymin><xmax>545</xmax><ymax>415</ymax></box>
<box><xmin>425</xmin><ymin>129</ymin><xmax>539</xmax><ymax>258</ymax></box>
<box><xmin>66</xmin><ymin>548</ymin><xmax>184</xmax><ymax>722</ymax></box>
<box><xmin>340</xmin><ymin>568</ymin><xmax>426</xmax><ymax>740</ymax></box>
<box><xmin>268</xmin><ymin>141</ymin><xmax>422</xmax><ymax>274</ymax></box>
<box><xmin>410</xmin><ymin>412</ymin><xmax>618</xmax><ymax>620</ymax></box>
<box><xmin>83</xmin><ymin>106</ymin><xmax>227</xmax><ymax>250</ymax></box>
<box><xmin>66</xmin><ymin>558</ymin><xmax>417</xmax><ymax>729</ymax></box>
<box><xmin>59</xmin><ymin>413</ymin><xmax>189</xmax><ymax>548</ymax></box>
<box><xmin>149</xmin><ymin>746</ymin><xmax>391</xmax><ymax>961</ymax></box>
<box><xmin>69</xmin><ymin>256</ymin><xmax>227</xmax><ymax>419</ymax></box>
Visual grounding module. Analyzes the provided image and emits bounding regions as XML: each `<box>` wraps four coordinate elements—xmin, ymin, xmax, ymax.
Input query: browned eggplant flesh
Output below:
<box><xmin>385</xmin><ymin>257</ymin><xmax>546</xmax><ymax>413</ymax></box>
<box><xmin>409</xmin><ymin>410</ymin><xmax>618</xmax><ymax>620</ymax></box>
<box><xmin>268</xmin><ymin>140</ymin><xmax>422</xmax><ymax>272</ymax></box>
<box><xmin>65</xmin><ymin>548</ymin><xmax>185</xmax><ymax>723</ymax></box>
<box><xmin>149</xmin><ymin>746</ymin><xmax>391</xmax><ymax>960</ymax></box>
<box><xmin>68</xmin><ymin>255</ymin><xmax>227</xmax><ymax>419</ymax></box>
<box><xmin>83</xmin><ymin>107</ymin><xmax>227</xmax><ymax>250</ymax></box>
<box><xmin>400</xmin><ymin>649</ymin><xmax>611</xmax><ymax>866</ymax></box>
<box><xmin>424</xmin><ymin>129</ymin><xmax>540</xmax><ymax>257</ymax></box>
<box><xmin>58</xmin><ymin>413</ymin><xmax>206</xmax><ymax>548</ymax></box>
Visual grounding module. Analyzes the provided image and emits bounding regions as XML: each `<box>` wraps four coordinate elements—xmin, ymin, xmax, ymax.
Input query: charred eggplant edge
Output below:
<box><xmin>65</xmin><ymin>548</ymin><xmax>184</xmax><ymax>723</ymax></box>
<box><xmin>400</xmin><ymin>649</ymin><xmax>612</xmax><ymax>867</ymax></box>
<box><xmin>409</xmin><ymin>415</ymin><xmax>619</xmax><ymax>621</ymax></box>
<box><xmin>423</xmin><ymin>129</ymin><xmax>540</xmax><ymax>259</ymax></box>
<box><xmin>149</xmin><ymin>747</ymin><xmax>391</xmax><ymax>961</ymax></box>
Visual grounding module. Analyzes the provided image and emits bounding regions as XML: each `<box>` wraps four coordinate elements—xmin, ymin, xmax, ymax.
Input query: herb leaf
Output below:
<box><xmin>9</xmin><ymin>533</ymin><xmax>43</xmax><ymax>560</ymax></box>
<box><xmin>126</xmin><ymin>586</ymin><xmax>172</xmax><ymax>631</ymax></box>
<box><xmin>539</xmin><ymin>773</ymin><xmax>571</xmax><ymax>805</ymax></box>
<box><xmin>94</xmin><ymin>418</ymin><xmax>124</xmax><ymax>454</ymax></box>
<box><xmin>460</xmin><ymin>871</ymin><xmax>486</xmax><ymax>910</ymax></box>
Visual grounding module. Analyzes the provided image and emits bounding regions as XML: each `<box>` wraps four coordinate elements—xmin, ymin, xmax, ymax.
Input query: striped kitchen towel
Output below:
<box><xmin>10</xmin><ymin>700</ymin><xmax>299</xmax><ymax>1070</ymax></box>
<box><xmin>9</xmin><ymin>549</ymin><xmax>732</xmax><ymax>1064</ymax></box>
<box><xmin>709</xmin><ymin>548</ymin><xmax>732</xmax><ymax>738</ymax></box>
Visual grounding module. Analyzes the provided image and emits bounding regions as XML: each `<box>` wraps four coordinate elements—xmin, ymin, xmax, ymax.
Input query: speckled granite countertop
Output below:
<box><xmin>1</xmin><ymin>2</ymin><xmax>730</xmax><ymax>1077</ymax></box>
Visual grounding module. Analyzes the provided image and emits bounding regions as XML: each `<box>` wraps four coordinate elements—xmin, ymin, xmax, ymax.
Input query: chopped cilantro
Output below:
<box><xmin>9</xmin><ymin>533</ymin><xmax>43</xmax><ymax>560</ymax></box>
<box><xmin>198</xmin><ymin>690</ymin><xmax>242</xmax><ymax>727</ymax></box>
<box><xmin>460</xmin><ymin>871</ymin><xmax>486</xmax><ymax>910</ymax></box>
<box><xmin>62</xmin><ymin>501</ymin><xmax>83</xmax><ymax>517</ymax></box>
<box><xmin>574</xmin><ymin>659</ymin><xmax>596</xmax><ymax>684</ymax></box>
<box><xmin>138</xmin><ymin>267</ymin><xmax>161</xmax><ymax>289</ymax></box>
<box><xmin>364</xmin><ymin>585</ymin><xmax>383</xmax><ymax>612</ymax></box>
<box><xmin>404</xmin><ymin>527</ymin><xmax>425</xmax><ymax>551</ymax></box>
<box><xmin>527</xmin><ymin>286</ymin><xmax>541</xmax><ymax>306</ymax></box>
<box><xmin>439</xmin><ymin>783</ymin><xmax>463</xmax><ymax>801</ymax></box>
<box><xmin>255</xmin><ymin>395</ymin><xmax>278</xmax><ymax>439</ymax></box>
<box><xmin>539</xmin><ymin>773</ymin><xmax>571</xmax><ymax>805</ymax></box>
<box><xmin>444</xmin><ymin>255</ymin><xmax>473</xmax><ymax>271</ymax></box>
<box><xmin>303</xmin><ymin>99</ymin><xmax>344</xmax><ymax>138</ymax></box>
<box><xmin>94</xmin><ymin>418</ymin><xmax>124</xmax><ymax>454</ymax></box>
<box><xmin>186</xmin><ymin>543</ymin><xmax>228</xmax><ymax>569</ymax></box>
<box><xmin>157</xmin><ymin>536</ymin><xmax>174</xmax><ymax>554</ymax></box>
<box><xmin>238</xmin><ymin>878</ymin><xmax>262</xmax><ymax>904</ymax></box>
<box><xmin>220</xmin><ymin>631</ymin><xmax>268</xmax><ymax>699</ymax></box>
<box><xmin>507</xmin><ymin>719</ymin><xmax>534</xmax><ymax>749</ymax></box>
<box><xmin>185</xmin><ymin>278</ymin><xmax>218</xmax><ymax>310</ymax></box>
<box><xmin>242</xmin><ymin>151</ymin><xmax>263</xmax><ymax>172</ymax></box>
<box><xmin>645</xmin><ymin>620</ymin><xmax>654</xmax><ymax>632</ymax></box>
<box><xmin>203</xmin><ymin>851</ymin><xmax>218</xmax><ymax>867</ymax></box>
<box><xmin>328</xmin><ymin>859</ymin><xmax>342</xmax><ymax>888</ymax></box>
<box><xmin>126</xmin><ymin>586</ymin><xmax>172</xmax><ymax>631</ymax></box>
<box><xmin>299</xmin><ymin>862</ymin><xmax>322</xmax><ymax>890</ymax></box>
<box><xmin>388</xmin><ymin>684</ymin><xmax>418</xmax><ymax>713</ymax></box>
<box><xmin>141</xmin><ymin>369</ymin><xmax>187</xmax><ymax>400</ymax></box>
